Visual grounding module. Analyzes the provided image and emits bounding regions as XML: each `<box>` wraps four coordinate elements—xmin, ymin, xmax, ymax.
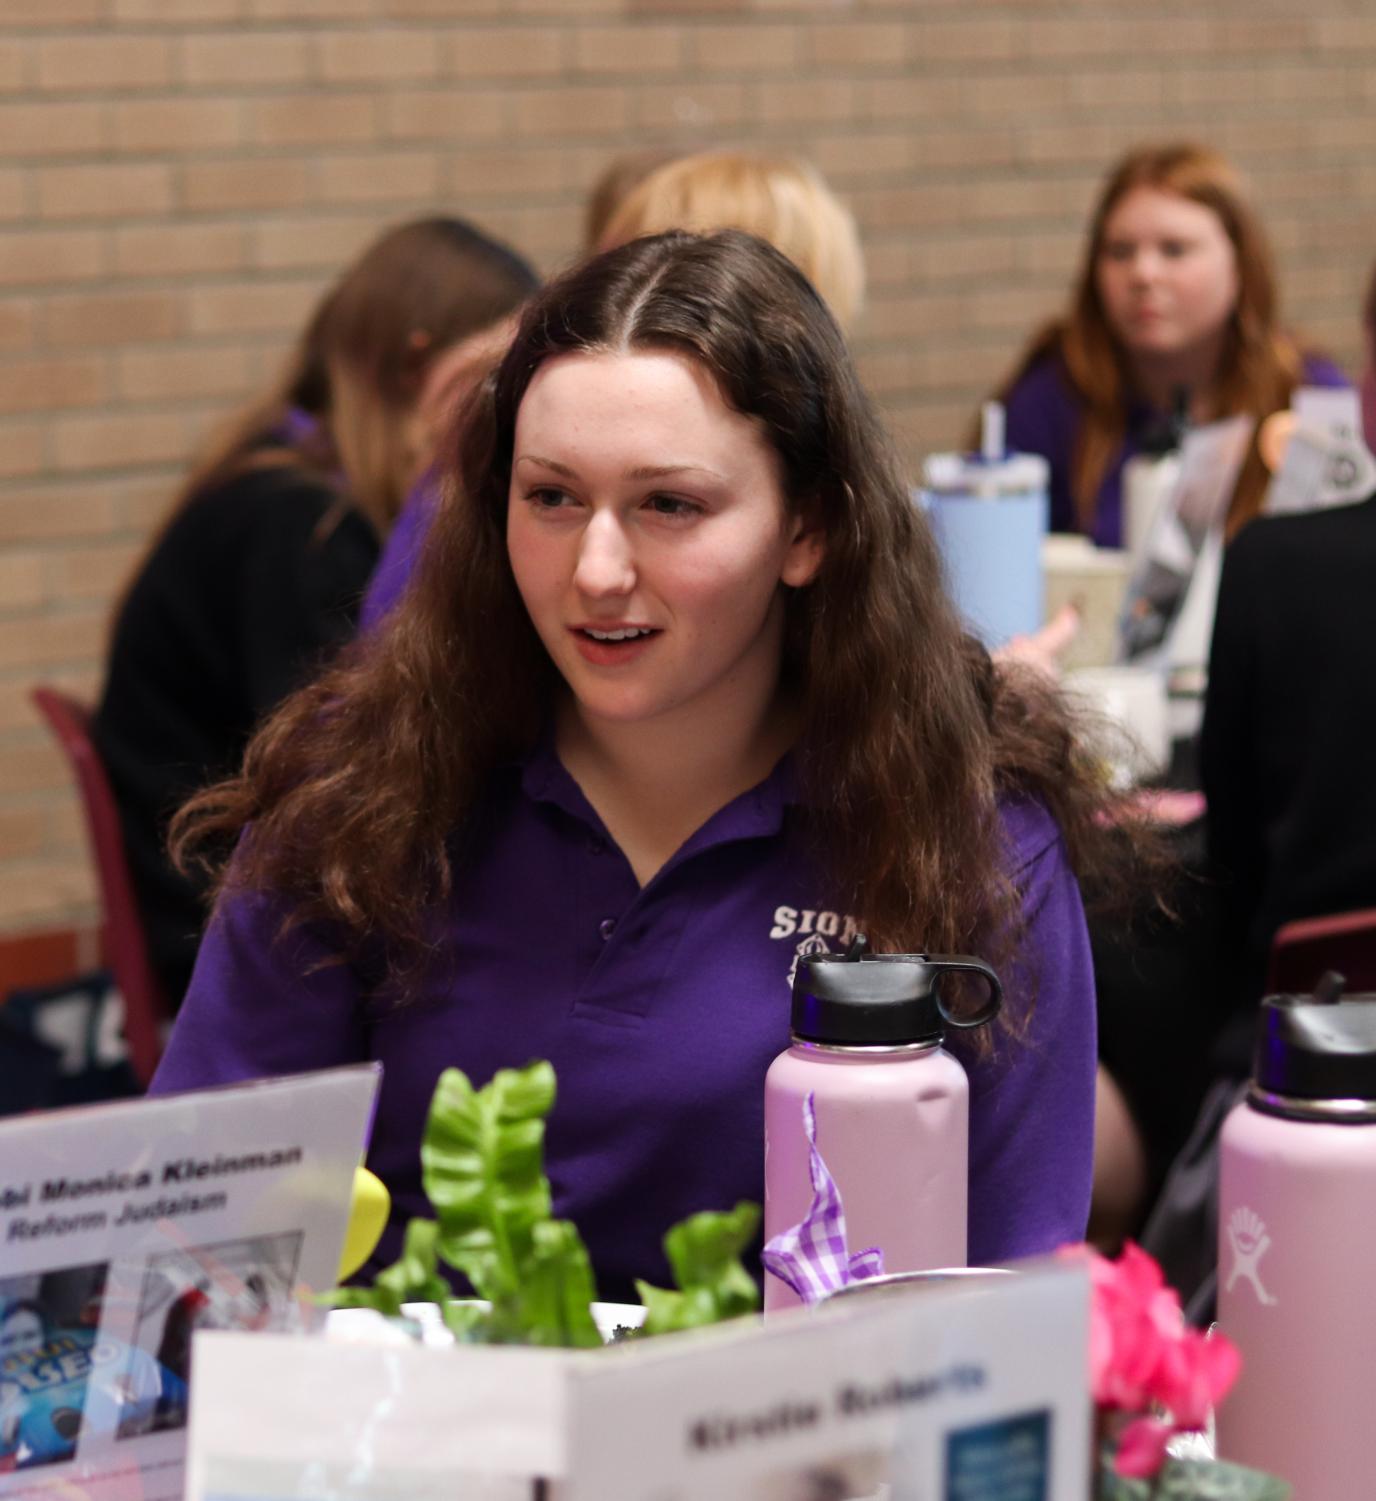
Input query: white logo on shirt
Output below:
<box><xmin>771</xmin><ymin>905</ymin><xmax>860</xmax><ymax>990</ymax></box>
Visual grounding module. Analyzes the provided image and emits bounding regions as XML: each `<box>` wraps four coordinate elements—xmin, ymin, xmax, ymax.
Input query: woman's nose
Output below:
<box><xmin>573</xmin><ymin>510</ymin><xmax>636</xmax><ymax>597</ymax></box>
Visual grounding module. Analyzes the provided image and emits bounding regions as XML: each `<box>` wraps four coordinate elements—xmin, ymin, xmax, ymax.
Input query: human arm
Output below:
<box><xmin>150</xmin><ymin>886</ymin><xmax>370</xmax><ymax>1095</ymax></box>
<box><xmin>963</xmin><ymin>804</ymin><xmax>1097</xmax><ymax>1262</ymax></box>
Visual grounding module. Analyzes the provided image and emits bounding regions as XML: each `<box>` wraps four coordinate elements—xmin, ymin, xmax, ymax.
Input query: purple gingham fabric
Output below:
<box><xmin>761</xmin><ymin>1092</ymin><xmax>885</xmax><ymax>1305</ymax></box>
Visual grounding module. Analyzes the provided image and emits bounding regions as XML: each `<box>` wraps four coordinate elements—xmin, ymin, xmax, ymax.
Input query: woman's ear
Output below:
<box><xmin>781</xmin><ymin>511</ymin><xmax>826</xmax><ymax>588</ymax></box>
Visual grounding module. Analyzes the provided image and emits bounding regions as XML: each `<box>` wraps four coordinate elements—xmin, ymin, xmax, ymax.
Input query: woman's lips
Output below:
<box><xmin>569</xmin><ymin>626</ymin><xmax>661</xmax><ymax>667</ymax></box>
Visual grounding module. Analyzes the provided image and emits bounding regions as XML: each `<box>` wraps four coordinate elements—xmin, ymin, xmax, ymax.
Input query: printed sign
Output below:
<box><xmin>186</xmin><ymin>1258</ymin><xmax>1090</xmax><ymax>1501</ymax></box>
<box><xmin>0</xmin><ymin>1066</ymin><xmax>378</xmax><ymax>1500</ymax></box>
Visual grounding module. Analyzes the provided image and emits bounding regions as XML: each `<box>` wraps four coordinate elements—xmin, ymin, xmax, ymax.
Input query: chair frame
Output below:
<box><xmin>29</xmin><ymin>686</ymin><xmax>169</xmax><ymax>1087</ymax></box>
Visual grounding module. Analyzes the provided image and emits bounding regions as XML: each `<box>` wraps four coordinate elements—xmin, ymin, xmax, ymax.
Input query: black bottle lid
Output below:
<box><xmin>790</xmin><ymin>934</ymin><xmax>1002</xmax><ymax>1047</ymax></box>
<box><xmin>1251</xmin><ymin>980</ymin><xmax>1376</xmax><ymax>1118</ymax></box>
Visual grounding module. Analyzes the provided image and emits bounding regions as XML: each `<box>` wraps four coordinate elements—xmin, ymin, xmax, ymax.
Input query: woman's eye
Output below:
<box><xmin>1160</xmin><ymin>239</ymin><xmax>1189</xmax><ymax>258</ymax></box>
<box><xmin>527</xmin><ymin>486</ymin><xmax>573</xmax><ymax>509</ymax></box>
<box><xmin>1103</xmin><ymin>242</ymin><xmax>1134</xmax><ymax>263</ymax></box>
<box><xmin>645</xmin><ymin>493</ymin><xmax>701</xmax><ymax>518</ymax></box>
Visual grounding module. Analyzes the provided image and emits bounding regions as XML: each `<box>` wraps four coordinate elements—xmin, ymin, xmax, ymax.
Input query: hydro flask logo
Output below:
<box><xmin>1225</xmin><ymin>1207</ymin><xmax>1278</xmax><ymax>1306</ymax></box>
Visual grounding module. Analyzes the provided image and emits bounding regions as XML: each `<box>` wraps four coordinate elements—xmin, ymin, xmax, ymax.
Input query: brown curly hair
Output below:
<box><xmin>174</xmin><ymin>229</ymin><xmax>1149</xmax><ymax>1032</ymax></box>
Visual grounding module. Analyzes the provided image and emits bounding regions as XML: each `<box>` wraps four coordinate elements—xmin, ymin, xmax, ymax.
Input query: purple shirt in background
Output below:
<box><xmin>150</xmin><ymin>742</ymin><xmax>1097</xmax><ymax>1300</ymax></box>
<box><xmin>1004</xmin><ymin>350</ymin><xmax>1351</xmax><ymax>547</ymax></box>
<box><xmin>359</xmin><ymin>477</ymin><xmax>437</xmax><ymax>631</ymax></box>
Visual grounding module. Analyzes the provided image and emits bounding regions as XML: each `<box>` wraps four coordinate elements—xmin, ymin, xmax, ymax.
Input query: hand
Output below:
<box><xmin>993</xmin><ymin>603</ymin><xmax>1081</xmax><ymax>681</ymax></box>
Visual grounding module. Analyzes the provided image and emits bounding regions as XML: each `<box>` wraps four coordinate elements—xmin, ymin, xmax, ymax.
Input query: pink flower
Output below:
<box><xmin>1059</xmin><ymin>1240</ymin><xmax>1243</xmax><ymax>1480</ymax></box>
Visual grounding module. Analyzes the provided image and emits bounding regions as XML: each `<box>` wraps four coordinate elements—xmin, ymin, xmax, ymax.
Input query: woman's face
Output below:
<box><xmin>507</xmin><ymin>348</ymin><xmax>823</xmax><ymax>740</ymax></box>
<box><xmin>1095</xmin><ymin>187</ymin><xmax>1240</xmax><ymax>363</ymax></box>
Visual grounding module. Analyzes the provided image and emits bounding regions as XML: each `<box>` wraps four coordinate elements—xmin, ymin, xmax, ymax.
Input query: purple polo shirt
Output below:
<box><xmin>151</xmin><ymin>743</ymin><xmax>1096</xmax><ymax>1300</ymax></box>
<box><xmin>1004</xmin><ymin>350</ymin><xmax>1351</xmax><ymax>546</ymax></box>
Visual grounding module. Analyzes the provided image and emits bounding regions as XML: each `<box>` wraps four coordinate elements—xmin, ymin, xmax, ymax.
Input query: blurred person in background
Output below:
<box><xmin>991</xmin><ymin>142</ymin><xmax>1347</xmax><ymax>548</ymax></box>
<box><xmin>94</xmin><ymin>217</ymin><xmax>538</xmax><ymax>1012</ymax></box>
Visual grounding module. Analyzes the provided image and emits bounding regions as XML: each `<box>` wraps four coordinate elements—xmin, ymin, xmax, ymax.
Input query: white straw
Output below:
<box><xmin>980</xmin><ymin>401</ymin><xmax>1005</xmax><ymax>463</ymax></box>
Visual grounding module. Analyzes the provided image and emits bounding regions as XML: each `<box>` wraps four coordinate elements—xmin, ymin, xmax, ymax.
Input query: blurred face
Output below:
<box><xmin>1096</xmin><ymin>187</ymin><xmax>1239</xmax><ymax>362</ymax></box>
<box><xmin>507</xmin><ymin>348</ymin><xmax>823</xmax><ymax>740</ymax></box>
<box><xmin>0</xmin><ymin>1309</ymin><xmax>43</xmax><ymax>1359</ymax></box>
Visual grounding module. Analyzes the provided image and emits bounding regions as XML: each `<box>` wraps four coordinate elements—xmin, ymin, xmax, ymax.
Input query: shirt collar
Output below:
<box><xmin>517</xmin><ymin>732</ymin><xmax>801</xmax><ymax>853</ymax></box>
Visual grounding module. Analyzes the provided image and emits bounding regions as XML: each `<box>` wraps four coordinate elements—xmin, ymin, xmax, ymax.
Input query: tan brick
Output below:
<box><xmin>37</xmin><ymin>164</ymin><xmax>175</xmax><ymax>222</ymax></box>
<box><xmin>810</xmin><ymin>133</ymin><xmax>912</xmax><ymax>182</ymax></box>
<box><xmin>0</xmin><ymin>231</ymin><xmax>105</xmax><ymax>288</ymax></box>
<box><xmin>807</xmin><ymin>22</ymin><xmax>909</xmax><ymax>69</ymax></box>
<box><xmin>113</xmin><ymin>98</ymin><xmax>244</xmax><ymax>155</ymax></box>
<box><xmin>0</xmin><ymin>173</ymin><xmax>28</xmax><ymax>223</ymax></box>
<box><xmin>0</xmin><ymin>423</ymin><xmax>45</xmax><ymax>478</ymax></box>
<box><xmin>51</xmin><ymin>411</ymin><xmax>193</xmax><ymax>474</ymax></box>
<box><xmin>0</xmin><ymin>302</ymin><xmax>35</xmax><ymax>352</ymax></box>
<box><xmin>113</xmin><ymin>473</ymin><xmax>183</xmax><ymax>530</ymax></box>
<box><xmin>512</xmin><ymin>86</ymin><xmax>630</xmax><ymax>138</ymax></box>
<box><xmin>319</xmin><ymin>28</ymin><xmax>442</xmax><ymax>82</ymax></box>
<box><xmin>47</xmin><ymin>799</ymin><xmax>91</xmax><ymax>856</ymax></box>
<box><xmin>1068</xmin><ymin>70</ymin><xmax>1166</xmax><ymax>110</ymax></box>
<box><xmin>755</xmin><ymin>79</ymin><xmax>856</xmax><ymax>125</ymax></box>
<box><xmin>0</xmin><ymin>611</ymin><xmax>105</xmax><ymax>671</ymax></box>
<box><xmin>382</xmin><ymin>87</ymin><xmax>508</xmax><ymax>141</ymax></box>
<box><xmin>0</xmin><ymin>102</ymin><xmax>106</xmax><ymax>159</ymax></box>
<box><xmin>911</xmin><ymin>130</ymin><xmax>1019</xmax><ymax>172</ymax></box>
<box><xmin>1020</xmin><ymin>122</ymin><xmax>1142</xmax><ymax>169</ymax></box>
<box><xmin>252</xmin><ymin>213</ymin><xmax>378</xmax><ymax>269</ymax></box>
<box><xmin>250</xmin><ymin>93</ymin><xmax>379</xmax><ymax>148</ymax></box>
<box><xmin>0</xmin><ymin>483</ymin><xmax>119</xmax><ymax>549</ymax></box>
<box><xmin>445</xmin><ymin>26</ymin><xmax>564</xmax><ymax>78</ymax></box>
<box><xmin>624</xmin><ymin>0</ymin><xmax>738</xmax><ymax>14</ymax></box>
<box><xmin>0</xmin><ymin>808</ymin><xmax>49</xmax><ymax>861</ymax></box>
<box><xmin>46</xmin><ymin>291</ymin><xmax>183</xmax><ymax>349</ymax></box>
<box><xmin>46</xmin><ymin>542</ymin><xmax>145</xmax><ymax>602</ymax></box>
<box><xmin>183</xmin><ymin>32</ymin><xmax>313</xmax><ymax>87</ymax></box>
<box><xmin>857</xmin><ymin>76</ymin><xmax>966</xmax><ymax>123</ymax></box>
<box><xmin>447</xmin><ymin>147</ymin><xmax>578</xmax><ymax>199</ymax></box>
<box><xmin>180</xmin><ymin>157</ymin><xmax>313</xmax><ymax>213</ymax></box>
<box><xmin>690</xmin><ymin>25</ymin><xmax>799</xmax><ymax>73</ymax></box>
<box><xmin>1019</xmin><ymin>233</ymin><xmax>1082</xmax><ymax>279</ymax></box>
<box><xmin>188</xmin><ymin>280</ymin><xmax>319</xmax><ymax>336</ymax></box>
<box><xmin>0</xmin><ymin>552</ymin><xmax>46</xmax><ymax>611</ymax></box>
<box><xmin>571</xmin><ymin>26</ymin><xmax>682</xmax><ymax>75</ymax></box>
<box><xmin>254</xmin><ymin>0</ymin><xmax>373</xmax><ymax>15</ymax></box>
<box><xmin>0</xmin><ymin>357</ymin><xmax>107</xmax><ymax>414</ymax></box>
<box><xmin>632</xmin><ymin>80</ymin><xmax>749</xmax><ymax>132</ymax></box>
<box><xmin>115</xmin><ymin>0</ymin><xmax>243</xmax><ymax>19</ymax></box>
<box><xmin>963</xmin><ymin>73</ymin><xmax>1071</xmax><ymax>117</ymax></box>
<box><xmin>114</xmin><ymin>223</ymin><xmax>247</xmax><ymax>279</ymax></box>
<box><xmin>37</xmin><ymin>36</ymin><xmax>174</xmax><ymax>92</ymax></box>
<box><xmin>3</xmin><ymin>0</ymin><xmax>104</xmax><ymax>22</ymax></box>
<box><xmin>0</xmin><ymin>861</ymin><xmax>97</xmax><ymax>927</ymax></box>
<box><xmin>317</xmin><ymin>151</ymin><xmax>442</xmax><ymax>203</ymax></box>
<box><xmin>1316</xmin><ymin>17</ymin><xmax>1376</xmax><ymax>50</ymax></box>
<box><xmin>117</xmin><ymin>344</ymin><xmax>255</xmax><ymax>402</ymax></box>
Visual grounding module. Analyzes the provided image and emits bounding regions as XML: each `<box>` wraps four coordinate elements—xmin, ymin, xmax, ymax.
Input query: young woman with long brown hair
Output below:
<box><xmin>995</xmin><ymin>142</ymin><xmax>1347</xmax><ymax>547</ymax></box>
<box><xmin>151</xmin><ymin>231</ymin><xmax>1141</xmax><ymax>1298</ymax></box>
<box><xmin>94</xmin><ymin>217</ymin><xmax>538</xmax><ymax>1011</ymax></box>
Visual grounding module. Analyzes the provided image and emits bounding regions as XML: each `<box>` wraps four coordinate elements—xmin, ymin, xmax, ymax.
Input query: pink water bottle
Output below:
<box><xmin>1217</xmin><ymin>987</ymin><xmax>1376</xmax><ymax>1493</ymax></box>
<box><xmin>763</xmin><ymin>936</ymin><xmax>1002</xmax><ymax>1311</ymax></box>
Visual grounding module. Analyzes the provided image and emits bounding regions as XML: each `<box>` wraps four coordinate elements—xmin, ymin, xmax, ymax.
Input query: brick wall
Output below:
<box><xmin>2</xmin><ymin>2</ymin><xmax>1373</xmax><ymax>943</ymax></box>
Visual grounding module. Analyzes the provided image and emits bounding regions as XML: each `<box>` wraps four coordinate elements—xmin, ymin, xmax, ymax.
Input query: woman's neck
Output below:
<box><xmin>555</xmin><ymin>693</ymin><xmax>797</xmax><ymax>888</ymax></box>
<box><xmin>1125</xmin><ymin>334</ymin><xmax>1227</xmax><ymax>422</ymax></box>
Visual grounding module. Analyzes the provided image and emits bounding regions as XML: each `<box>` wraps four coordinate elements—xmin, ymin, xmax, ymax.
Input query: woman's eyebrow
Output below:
<box><xmin>515</xmin><ymin>455</ymin><xmax>727</xmax><ymax>483</ymax></box>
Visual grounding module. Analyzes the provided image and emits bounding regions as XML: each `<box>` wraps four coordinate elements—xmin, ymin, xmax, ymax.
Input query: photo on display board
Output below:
<box><xmin>115</xmin><ymin>1229</ymin><xmax>302</xmax><ymax>1439</ymax></box>
<box><xmin>754</xmin><ymin>1449</ymin><xmax>890</xmax><ymax>1501</ymax></box>
<box><xmin>0</xmin><ymin>1261</ymin><xmax>119</xmax><ymax>1473</ymax></box>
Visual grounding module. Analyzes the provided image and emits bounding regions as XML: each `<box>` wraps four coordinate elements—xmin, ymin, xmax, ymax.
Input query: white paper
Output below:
<box><xmin>0</xmin><ymin>1065</ymin><xmax>378</xmax><ymax>1501</ymax></box>
<box><xmin>188</xmin><ymin>1258</ymin><xmax>1090</xmax><ymax>1501</ymax></box>
<box><xmin>1117</xmin><ymin>413</ymin><xmax>1253</xmax><ymax>669</ymax></box>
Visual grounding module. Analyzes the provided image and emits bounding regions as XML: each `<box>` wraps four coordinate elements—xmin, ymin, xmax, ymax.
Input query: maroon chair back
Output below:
<box><xmin>1266</xmin><ymin>907</ymin><xmax>1376</xmax><ymax>997</ymax></box>
<box><xmin>29</xmin><ymin>686</ymin><xmax>168</xmax><ymax>1087</ymax></box>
